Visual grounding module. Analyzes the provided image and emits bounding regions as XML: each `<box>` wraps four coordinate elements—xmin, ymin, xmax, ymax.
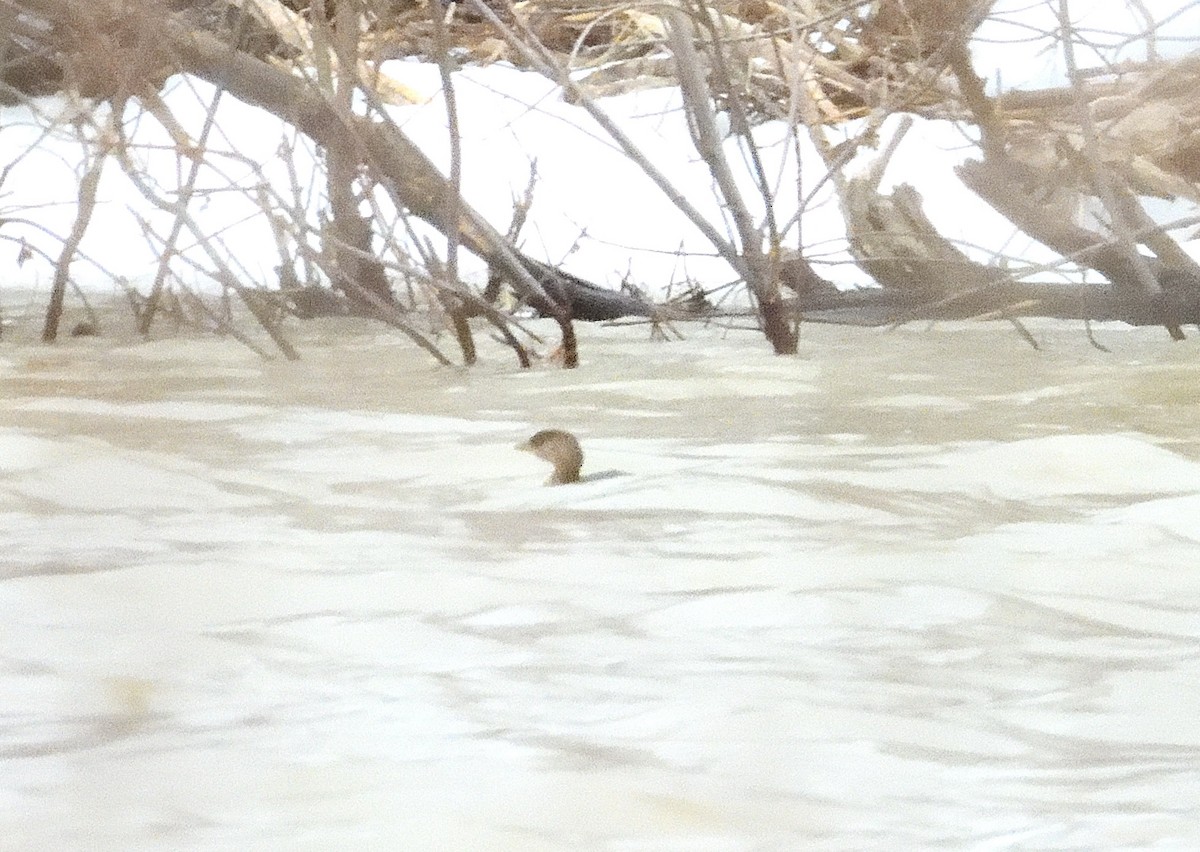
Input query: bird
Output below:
<box><xmin>516</xmin><ymin>429</ymin><xmax>584</xmax><ymax>485</ymax></box>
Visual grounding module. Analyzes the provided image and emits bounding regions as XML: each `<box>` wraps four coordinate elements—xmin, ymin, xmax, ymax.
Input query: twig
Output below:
<box><xmin>140</xmin><ymin>84</ymin><xmax>225</xmax><ymax>335</ymax></box>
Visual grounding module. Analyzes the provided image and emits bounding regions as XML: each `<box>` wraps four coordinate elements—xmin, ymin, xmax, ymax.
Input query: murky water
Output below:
<box><xmin>3</xmin><ymin>315</ymin><xmax>1200</xmax><ymax>849</ymax></box>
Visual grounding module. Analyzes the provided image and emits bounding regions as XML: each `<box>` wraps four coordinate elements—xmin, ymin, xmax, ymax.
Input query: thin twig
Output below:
<box><xmin>140</xmin><ymin>85</ymin><xmax>225</xmax><ymax>335</ymax></box>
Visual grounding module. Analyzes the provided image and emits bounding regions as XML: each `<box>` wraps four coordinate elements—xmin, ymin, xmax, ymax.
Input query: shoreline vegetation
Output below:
<box><xmin>2</xmin><ymin>0</ymin><xmax>1199</xmax><ymax>364</ymax></box>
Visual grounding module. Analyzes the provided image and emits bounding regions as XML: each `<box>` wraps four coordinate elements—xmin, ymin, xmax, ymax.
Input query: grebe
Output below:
<box><xmin>516</xmin><ymin>429</ymin><xmax>583</xmax><ymax>485</ymax></box>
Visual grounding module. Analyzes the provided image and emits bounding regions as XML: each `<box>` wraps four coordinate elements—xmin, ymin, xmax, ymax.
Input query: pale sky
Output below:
<box><xmin>974</xmin><ymin>0</ymin><xmax>1200</xmax><ymax>91</ymax></box>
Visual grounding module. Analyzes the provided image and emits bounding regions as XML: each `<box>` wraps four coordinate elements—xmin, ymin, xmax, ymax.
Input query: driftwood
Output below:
<box><xmin>163</xmin><ymin>22</ymin><xmax>617</xmax><ymax>322</ymax></box>
<box><xmin>4</xmin><ymin>0</ymin><xmax>1199</xmax><ymax>347</ymax></box>
<box><xmin>998</xmin><ymin>54</ymin><xmax>1200</xmax><ymax>203</ymax></box>
<box><xmin>3</xmin><ymin>0</ymin><xmax>650</xmax><ymax>360</ymax></box>
<box><xmin>287</xmin><ymin>257</ymin><xmax>651</xmax><ymax>322</ymax></box>
<box><xmin>843</xmin><ymin>173</ymin><xmax>1001</xmax><ymax>303</ymax></box>
<box><xmin>792</xmin><ymin>279</ymin><xmax>1200</xmax><ymax>330</ymax></box>
<box><xmin>958</xmin><ymin>159</ymin><xmax>1167</xmax><ymax>293</ymax></box>
<box><xmin>511</xmin><ymin>257</ymin><xmax>652</xmax><ymax>321</ymax></box>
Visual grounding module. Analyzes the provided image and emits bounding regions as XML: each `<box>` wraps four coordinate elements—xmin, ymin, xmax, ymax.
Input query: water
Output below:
<box><xmin>3</xmin><ymin>316</ymin><xmax>1200</xmax><ymax>849</ymax></box>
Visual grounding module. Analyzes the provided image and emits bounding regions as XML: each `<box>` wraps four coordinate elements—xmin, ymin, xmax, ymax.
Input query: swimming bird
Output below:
<box><xmin>516</xmin><ymin>429</ymin><xmax>583</xmax><ymax>485</ymax></box>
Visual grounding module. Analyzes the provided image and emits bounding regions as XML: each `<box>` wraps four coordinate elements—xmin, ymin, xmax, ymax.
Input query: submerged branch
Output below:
<box><xmin>43</xmin><ymin>146</ymin><xmax>104</xmax><ymax>342</ymax></box>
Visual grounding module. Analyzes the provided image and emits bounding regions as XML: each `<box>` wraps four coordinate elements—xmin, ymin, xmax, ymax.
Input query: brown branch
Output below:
<box><xmin>43</xmin><ymin>147</ymin><xmax>103</xmax><ymax>342</ymax></box>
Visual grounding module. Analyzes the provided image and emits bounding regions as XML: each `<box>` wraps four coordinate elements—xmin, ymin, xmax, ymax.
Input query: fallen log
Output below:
<box><xmin>512</xmin><ymin>257</ymin><xmax>652</xmax><ymax>321</ymax></box>
<box><xmin>793</xmin><ymin>275</ymin><xmax>1200</xmax><ymax>330</ymax></box>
